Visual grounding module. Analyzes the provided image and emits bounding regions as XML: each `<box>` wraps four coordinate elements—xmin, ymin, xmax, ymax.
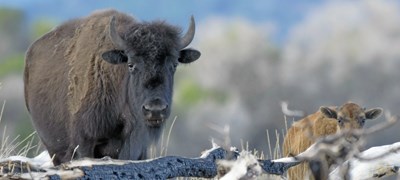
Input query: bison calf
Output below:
<box><xmin>24</xmin><ymin>9</ymin><xmax>201</xmax><ymax>165</ymax></box>
<box><xmin>283</xmin><ymin>102</ymin><xmax>382</xmax><ymax>180</ymax></box>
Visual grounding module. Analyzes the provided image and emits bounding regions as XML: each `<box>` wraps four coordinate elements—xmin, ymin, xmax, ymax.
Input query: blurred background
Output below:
<box><xmin>0</xmin><ymin>0</ymin><xmax>399</xmax><ymax>159</ymax></box>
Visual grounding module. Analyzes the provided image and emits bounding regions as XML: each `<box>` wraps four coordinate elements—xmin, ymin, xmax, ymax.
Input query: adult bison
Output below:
<box><xmin>24</xmin><ymin>9</ymin><xmax>201</xmax><ymax>165</ymax></box>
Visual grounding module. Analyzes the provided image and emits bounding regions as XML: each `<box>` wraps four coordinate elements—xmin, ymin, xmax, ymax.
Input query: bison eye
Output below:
<box><xmin>128</xmin><ymin>63</ymin><xmax>136</xmax><ymax>72</ymax></box>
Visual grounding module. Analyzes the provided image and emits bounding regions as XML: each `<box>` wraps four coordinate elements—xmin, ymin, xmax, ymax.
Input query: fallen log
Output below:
<box><xmin>0</xmin><ymin>144</ymin><xmax>299</xmax><ymax>179</ymax></box>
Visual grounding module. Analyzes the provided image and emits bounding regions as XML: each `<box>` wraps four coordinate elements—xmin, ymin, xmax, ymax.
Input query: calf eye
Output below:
<box><xmin>360</xmin><ymin>119</ymin><xmax>366</xmax><ymax>125</ymax></box>
<box><xmin>337</xmin><ymin>117</ymin><xmax>344</xmax><ymax>124</ymax></box>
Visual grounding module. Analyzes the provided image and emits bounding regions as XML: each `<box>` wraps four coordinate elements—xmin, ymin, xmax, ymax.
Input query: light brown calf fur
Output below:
<box><xmin>283</xmin><ymin>102</ymin><xmax>382</xmax><ymax>180</ymax></box>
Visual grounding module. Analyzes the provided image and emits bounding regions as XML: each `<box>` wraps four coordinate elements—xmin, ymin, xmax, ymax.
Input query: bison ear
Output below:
<box><xmin>102</xmin><ymin>50</ymin><xmax>128</xmax><ymax>64</ymax></box>
<box><xmin>320</xmin><ymin>106</ymin><xmax>337</xmax><ymax>119</ymax></box>
<box><xmin>365</xmin><ymin>108</ymin><xmax>383</xmax><ymax>120</ymax></box>
<box><xmin>178</xmin><ymin>48</ymin><xmax>201</xmax><ymax>64</ymax></box>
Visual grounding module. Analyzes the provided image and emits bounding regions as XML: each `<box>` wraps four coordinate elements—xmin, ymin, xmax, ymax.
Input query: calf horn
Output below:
<box><xmin>180</xmin><ymin>16</ymin><xmax>195</xmax><ymax>49</ymax></box>
<box><xmin>109</xmin><ymin>16</ymin><xmax>127</xmax><ymax>50</ymax></box>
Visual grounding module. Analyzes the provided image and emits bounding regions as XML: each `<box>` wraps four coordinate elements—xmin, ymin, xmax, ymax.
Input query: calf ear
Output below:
<box><xmin>102</xmin><ymin>50</ymin><xmax>128</xmax><ymax>64</ymax></box>
<box><xmin>178</xmin><ymin>48</ymin><xmax>201</xmax><ymax>64</ymax></box>
<box><xmin>320</xmin><ymin>106</ymin><xmax>337</xmax><ymax>119</ymax></box>
<box><xmin>365</xmin><ymin>108</ymin><xmax>383</xmax><ymax>120</ymax></box>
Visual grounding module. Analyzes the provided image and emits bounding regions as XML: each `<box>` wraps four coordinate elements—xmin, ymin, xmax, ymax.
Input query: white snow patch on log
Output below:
<box><xmin>218</xmin><ymin>151</ymin><xmax>262</xmax><ymax>180</ymax></box>
<box><xmin>0</xmin><ymin>151</ymin><xmax>53</xmax><ymax>168</ymax></box>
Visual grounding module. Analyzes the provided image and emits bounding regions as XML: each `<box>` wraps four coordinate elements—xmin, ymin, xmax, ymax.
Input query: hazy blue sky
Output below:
<box><xmin>0</xmin><ymin>0</ymin><xmax>321</xmax><ymax>43</ymax></box>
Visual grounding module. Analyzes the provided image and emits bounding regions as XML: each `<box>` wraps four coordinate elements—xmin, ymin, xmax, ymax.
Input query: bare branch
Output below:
<box><xmin>280</xmin><ymin>101</ymin><xmax>305</xmax><ymax>117</ymax></box>
<box><xmin>0</xmin><ymin>145</ymin><xmax>298</xmax><ymax>179</ymax></box>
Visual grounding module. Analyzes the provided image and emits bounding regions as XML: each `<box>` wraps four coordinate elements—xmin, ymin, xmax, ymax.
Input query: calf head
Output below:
<box><xmin>319</xmin><ymin>102</ymin><xmax>382</xmax><ymax>139</ymax></box>
<box><xmin>102</xmin><ymin>16</ymin><xmax>201</xmax><ymax>127</ymax></box>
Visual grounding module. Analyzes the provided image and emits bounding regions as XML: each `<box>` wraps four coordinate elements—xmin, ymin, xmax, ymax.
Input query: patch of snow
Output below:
<box><xmin>0</xmin><ymin>151</ymin><xmax>53</xmax><ymax>168</ymax></box>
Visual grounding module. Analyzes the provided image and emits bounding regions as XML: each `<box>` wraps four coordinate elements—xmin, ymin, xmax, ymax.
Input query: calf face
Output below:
<box><xmin>320</xmin><ymin>102</ymin><xmax>382</xmax><ymax>133</ymax></box>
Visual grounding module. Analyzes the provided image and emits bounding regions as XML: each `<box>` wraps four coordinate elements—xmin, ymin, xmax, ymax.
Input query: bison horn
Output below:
<box><xmin>180</xmin><ymin>16</ymin><xmax>196</xmax><ymax>49</ymax></box>
<box><xmin>109</xmin><ymin>16</ymin><xmax>127</xmax><ymax>49</ymax></box>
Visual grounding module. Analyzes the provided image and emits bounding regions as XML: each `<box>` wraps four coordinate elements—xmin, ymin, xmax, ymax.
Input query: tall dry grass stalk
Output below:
<box><xmin>0</xmin><ymin>100</ymin><xmax>38</xmax><ymax>159</ymax></box>
<box><xmin>149</xmin><ymin>116</ymin><xmax>178</xmax><ymax>158</ymax></box>
<box><xmin>262</xmin><ymin>121</ymin><xmax>288</xmax><ymax>180</ymax></box>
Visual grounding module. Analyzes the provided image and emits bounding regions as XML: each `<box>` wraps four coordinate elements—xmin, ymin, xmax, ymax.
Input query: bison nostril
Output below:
<box><xmin>160</xmin><ymin>104</ymin><xmax>168</xmax><ymax>111</ymax></box>
<box><xmin>142</xmin><ymin>103</ymin><xmax>168</xmax><ymax>112</ymax></box>
<box><xmin>143</xmin><ymin>104</ymin><xmax>151</xmax><ymax>111</ymax></box>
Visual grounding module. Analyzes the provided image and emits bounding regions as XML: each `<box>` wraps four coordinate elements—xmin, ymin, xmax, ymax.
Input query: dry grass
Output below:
<box><xmin>260</xmin><ymin>120</ymin><xmax>289</xmax><ymax>180</ymax></box>
<box><xmin>0</xmin><ymin>99</ymin><xmax>288</xmax><ymax>179</ymax></box>
<box><xmin>149</xmin><ymin>116</ymin><xmax>178</xmax><ymax>158</ymax></box>
<box><xmin>0</xmin><ymin>100</ymin><xmax>39</xmax><ymax>159</ymax></box>
<box><xmin>148</xmin><ymin>115</ymin><xmax>288</xmax><ymax>180</ymax></box>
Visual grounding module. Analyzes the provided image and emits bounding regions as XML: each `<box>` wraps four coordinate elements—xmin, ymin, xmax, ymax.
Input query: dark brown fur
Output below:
<box><xmin>24</xmin><ymin>9</ymin><xmax>200</xmax><ymax>165</ymax></box>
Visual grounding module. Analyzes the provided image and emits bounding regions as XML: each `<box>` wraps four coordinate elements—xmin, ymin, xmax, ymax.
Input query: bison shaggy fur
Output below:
<box><xmin>24</xmin><ymin>9</ymin><xmax>201</xmax><ymax>165</ymax></box>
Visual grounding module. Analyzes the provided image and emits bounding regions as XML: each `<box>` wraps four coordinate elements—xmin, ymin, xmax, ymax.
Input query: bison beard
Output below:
<box><xmin>24</xmin><ymin>9</ymin><xmax>201</xmax><ymax>166</ymax></box>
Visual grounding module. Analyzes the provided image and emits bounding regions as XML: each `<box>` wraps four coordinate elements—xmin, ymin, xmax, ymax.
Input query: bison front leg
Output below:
<box><xmin>64</xmin><ymin>119</ymin><xmax>97</xmax><ymax>162</ymax></box>
<box><xmin>94</xmin><ymin>138</ymin><xmax>123</xmax><ymax>159</ymax></box>
<box><xmin>75</xmin><ymin>137</ymin><xmax>97</xmax><ymax>159</ymax></box>
<box><xmin>64</xmin><ymin>136</ymin><xmax>97</xmax><ymax>162</ymax></box>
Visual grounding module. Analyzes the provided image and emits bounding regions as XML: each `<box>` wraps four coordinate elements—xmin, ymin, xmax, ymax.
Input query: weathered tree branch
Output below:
<box><xmin>0</xmin><ymin>145</ymin><xmax>298</xmax><ymax>179</ymax></box>
<box><xmin>329</xmin><ymin>141</ymin><xmax>400</xmax><ymax>180</ymax></box>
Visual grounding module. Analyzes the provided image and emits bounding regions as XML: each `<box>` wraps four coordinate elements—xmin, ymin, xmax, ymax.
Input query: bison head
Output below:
<box><xmin>101</xmin><ymin>16</ymin><xmax>200</xmax><ymax>128</ymax></box>
<box><xmin>320</xmin><ymin>102</ymin><xmax>382</xmax><ymax>141</ymax></box>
